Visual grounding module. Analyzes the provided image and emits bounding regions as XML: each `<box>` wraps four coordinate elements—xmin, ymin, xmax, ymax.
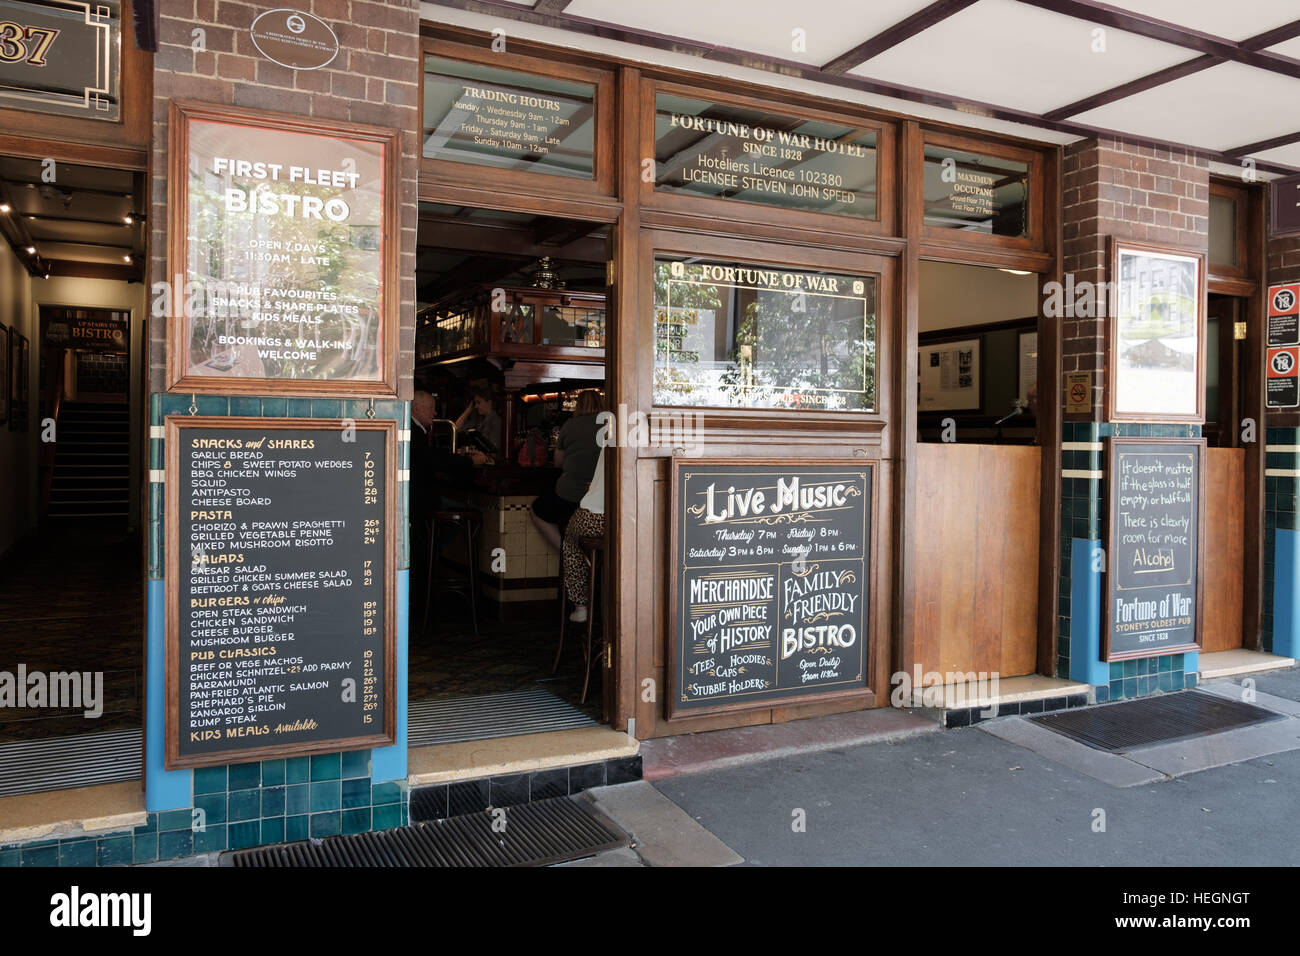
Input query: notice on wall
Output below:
<box><xmin>1104</xmin><ymin>438</ymin><xmax>1203</xmax><ymax>661</ymax></box>
<box><xmin>166</xmin><ymin>417</ymin><xmax>395</xmax><ymax>768</ymax></box>
<box><xmin>1268</xmin><ymin>283</ymin><xmax>1299</xmax><ymax>347</ymax></box>
<box><xmin>670</xmin><ymin>460</ymin><xmax>872</xmax><ymax>717</ymax></box>
<box><xmin>423</xmin><ymin>56</ymin><xmax>596</xmax><ymax>179</ymax></box>
<box><xmin>41</xmin><ymin>307</ymin><xmax>129</xmax><ymax>353</ymax></box>
<box><xmin>168</xmin><ymin>105</ymin><xmax>396</xmax><ymax>393</ymax></box>
<box><xmin>918</xmin><ymin>338</ymin><xmax>980</xmax><ymax>412</ymax></box>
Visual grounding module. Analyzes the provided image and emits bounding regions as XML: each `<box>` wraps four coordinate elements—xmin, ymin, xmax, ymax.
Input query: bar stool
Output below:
<box><xmin>422</xmin><ymin>508</ymin><xmax>482</xmax><ymax>637</ymax></box>
<box><xmin>554</xmin><ymin>534</ymin><xmax>605</xmax><ymax>703</ymax></box>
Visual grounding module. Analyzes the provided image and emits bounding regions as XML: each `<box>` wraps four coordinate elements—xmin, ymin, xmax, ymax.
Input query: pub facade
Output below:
<box><xmin>0</xmin><ymin>0</ymin><xmax>1297</xmax><ymax>864</ymax></box>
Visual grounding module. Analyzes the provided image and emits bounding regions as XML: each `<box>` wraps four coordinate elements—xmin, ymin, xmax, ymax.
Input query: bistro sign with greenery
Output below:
<box><xmin>166</xmin><ymin>101</ymin><xmax>400</xmax><ymax>396</ymax></box>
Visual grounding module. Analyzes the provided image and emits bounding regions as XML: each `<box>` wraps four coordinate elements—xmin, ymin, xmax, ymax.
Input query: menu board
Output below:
<box><xmin>654</xmin><ymin>93</ymin><xmax>879</xmax><ymax>220</ymax></box>
<box><xmin>165</xmin><ymin>417</ymin><xmax>396</xmax><ymax>768</ymax></box>
<box><xmin>1104</xmin><ymin>438</ymin><xmax>1204</xmax><ymax>661</ymax></box>
<box><xmin>167</xmin><ymin>103</ymin><xmax>397</xmax><ymax>395</ymax></box>
<box><xmin>423</xmin><ymin>55</ymin><xmax>596</xmax><ymax>179</ymax></box>
<box><xmin>670</xmin><ymin>460</ymin><xmax>873</xmax><ymax>717</ymax></box>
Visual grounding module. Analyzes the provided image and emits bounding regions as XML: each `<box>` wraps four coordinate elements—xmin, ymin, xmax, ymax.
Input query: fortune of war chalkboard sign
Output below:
<box><xmin>1104</xmin><ymin>437</ymin><xmax>1205</xmax><ymax>662</ymax></box>
<box><xmin>165</xmin><ymin>417</ymin><xmax>396</xmax><ymax>768</ymax></box>
<box><xmin>669</xmin><ymin>459</ymin><xmax>875</xmax><ymax>718</ymax></box>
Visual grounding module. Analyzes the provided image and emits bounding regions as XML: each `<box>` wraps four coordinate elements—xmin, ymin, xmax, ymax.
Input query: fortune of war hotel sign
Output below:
<box><xmin>0</xmin><ymin>0</ymin><xmax>119</xmax><ymax>120</ymax></box>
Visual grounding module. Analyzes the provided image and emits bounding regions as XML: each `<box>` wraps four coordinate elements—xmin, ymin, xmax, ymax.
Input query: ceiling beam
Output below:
<box><xmin>1012</xmin><ymin>0</ymin><xmax>1300</xmax><ymax>80</ymax></box>
<box><xmin>533</xmin><ymin>0</ymin><xmax>574</xmax><ymax>12</ymax></box>
<box><xmin>1223</xmin><ymin>130</ymin><xmax>1300</xmax><ymax>158</ymax></box>
<box><xmin>821</xmin><ymin>0</ymin><xmax>979</xmax><ymax>74</ymax></box>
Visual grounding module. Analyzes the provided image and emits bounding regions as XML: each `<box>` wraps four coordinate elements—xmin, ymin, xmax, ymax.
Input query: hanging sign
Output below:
<box><xmin>0</xmin><ymin>0</ymin><xmax>120</xmax><ymax>120</ymax></box>
<box><xmin>250</xmin><ymin>9</ymin><xmax>339</xmax><ymax>70</ymax></box>
<box><xmin>166</xmin><ymin>101</ymin><xmax>399</xmax><ymax>396</ymax></box>
<box><xmin>41</xmin><ymin>307</ymin><xmax>129</xmax><ymax>353</ymax></box>
<box><xmin>669</xmin><ymin>459</ymin><xmax>874</xmax><ymax>718</ymax></box>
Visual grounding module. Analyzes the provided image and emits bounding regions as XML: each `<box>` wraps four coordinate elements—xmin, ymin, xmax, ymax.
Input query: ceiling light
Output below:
<box><xmin>0</xmin><ymin>203</ymin><xmax>9</xmax><ymax>213</ymax></box>
<box><xmin>123</xmin><ymin>215</ymin><xmax>133</xmax><ymax>224</ymax></box>
<box><xmin>998</xmin><ymin>268</ymin><xmax>1033</xmax><ymax>276</ymax></box>
<box><xmin>123</xmin><ymin>254</ymin><xmax>132</xmax><ymax>263</ymax></box>
<box><xmin>25</xmin><ymin>245</ymin><xmax>35</xmax><ymax>254</ymax></box>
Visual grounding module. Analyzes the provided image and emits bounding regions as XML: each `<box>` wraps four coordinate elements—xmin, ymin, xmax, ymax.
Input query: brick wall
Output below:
<box><xmin>1061</xmin><ymin>138</ymin><xmax>1210</xmax><ymax>420</ymax></box>
<box><xmin>1266</xmin><ymin>234</ymin><xmax>1300</xmax><ymax>285</ymax></box>
<box><xmin>146</xmin><ymin>0</ymin><xmax>421</xmax><ymax>399</ymax></box>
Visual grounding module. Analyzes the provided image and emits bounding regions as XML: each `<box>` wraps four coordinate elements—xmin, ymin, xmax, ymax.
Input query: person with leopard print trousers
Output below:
<box><xmin>563</xmin><ymin>445</ymin><xmax>606</xmax><ymax>623</ymax></box>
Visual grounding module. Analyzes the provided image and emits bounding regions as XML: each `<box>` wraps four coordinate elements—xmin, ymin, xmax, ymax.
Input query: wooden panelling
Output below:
<box><xmin>913</xmin><ymin>443</ymin><xmax>1039</xmax><ymax>679</ymax></box>
<box><xmin>1203</xmin><ymin>448</ymin><xmax>1246</xmax><ymax>653</ymax></box>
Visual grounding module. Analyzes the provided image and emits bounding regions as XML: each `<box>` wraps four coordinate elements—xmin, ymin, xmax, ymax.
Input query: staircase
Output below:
<box><xmin>46</xmin><ymin>402</ymin><xmax>131</xmax><ymax>519</ymax></box>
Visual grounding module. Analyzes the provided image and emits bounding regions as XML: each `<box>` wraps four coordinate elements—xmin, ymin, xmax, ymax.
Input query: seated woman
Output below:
<box><xmin>454</xmin><ymin>381</ymin><xmax>502</xmax><ymax>465</ymax></box>
<box><xmin>562</xmin><ymin>445</ymin><xmax>605</xmax><ymax>623</ymax></box>
<box><xmin>530</xmin><ymin>389</ymin><xmax>602</xmax><ymax>551</ymax></box>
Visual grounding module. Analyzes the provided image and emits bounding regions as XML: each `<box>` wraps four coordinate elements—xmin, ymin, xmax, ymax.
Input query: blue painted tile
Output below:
<box><xmin>96</xmin><ymin>836</ymin><xmax>133</xmax><ymax>866</ymax></box>
<box><xmin>285</xmin><ymin>815</ymin><xmax>309</xmax><ymax>843</ymax></box>
<box><xmin>133</xmin><ymin>834</ymin><xmax>158</xmax><ymax>864</ymax></box>
<box><xmin>371</xmin><ymin>782</ymin><xmax>402</xmax><ymax>806</ymax></box>
<box><xmin>342</xmin><ymin>809</ymin><xmax>371</xmax><ymax>835</ymax></box>
<box><xmin>311</xmin><ymin>781</ymin><xmax>341</xmax><ymax>812</ymax></box>
<box><xmin>342</xmin><ymin>778</ymin><xmax>370</xmax><ymax>810</ymax></box>
<box><xmin>372</xmin><ymin>804</ymin><xmax>401</xmax><ymax>831</ymax></box>
<box><xmin>194</xmin><ymin>824</ymin><xmax>227</xmax><ymax>854</ymax></box>
<box><xmin>195</xmin><ymin>395</ymin><xmax>229</xmax><ymax>416</ymax></box>
<box><xmin>159</xmin><ymin>830</ymin><xmax>194</xmax><ymax>861</ymax></box>
<box><xmin>228</xmin><ymin>762</ymin><xmax>261</xmax><ymax>791</ymax></box>
<box><xmin>310</xmin><ymin>812</ymin><xmax>341</xmax><ymax>838</ymax></box>
<box><xmin>58</xmin><ymin>839</ymin><xmax>96</xmax><ymax>867</ymax></box>
<box><xmin>0</xmin><ymin>850</ymin><xmax>18</xmax><ymax>867</ymax></box>
<box><xmin>286</xmin><ymin>756</ymin><xmax>310</xmax><ymax>785</ymax></box>
<box><xmin>1124</xmin><ymin>677</ymin><xmax>1138</xmax><ymax>698</ymax></box>
<box><xmin>340</xmin><ymin>750</ymin><xmax>369</xmax><ymax>779</ymax></box>
<box><xmin>261</xmin><ymin>786</ymin><xmax>286</xmax><ymax>818</ymax></box>
<box><xmin>261</xmin><ymin>398</ymin><xmax>287</xmax><ymax>417</ymax></box>
<box><xmin>286</xmin><ymin>783</ymin><xmax>310</xmax><ymax>816</ymax></box>
<box><xmin>158</xmin><ymin>809</ymin><xmax>192</xmax><ymax>832</ymax></box>
<box><xmin>287</xmin><ymin>398</ymin><xmax>312</xmax><ymax>417</ymax></box>
<box><xmin>228</xmin><ymin>789</ymin><xmax>260</xmax><ymax>823</ymax></box>
<box><xmin>261</xmin><ymin>817</ymin><xmax>285</xmax><ymax>846</ymax></box>
<box><xmin>21</xmin><ymin>845</ymin><xmax>59</xmax><ymax>866</ymax></box>
<box><xmin>228</xmin><ymin>821</ymin><xmax>261</xmax><ymax>850</ymax></box>
<box><xmin>230</xmin><ymin>396</ymin><xmax>261</xmax><ymax>417</ymax></box>
<box><xmin>311</xmin><ymin>399</ymin><xmax>343</xmax><ymax>418</ymax></box>
<box><xmin>261</xmin><ymin>759</ymin><xmax>285</xmax><ymax>787</ymax></box>
<box><xmin>134</xmin><ymin>814</ymin><xmax>157</xmax><ymax>834</ymax></box>
<box><xmin>194</xmin><ymin>766</ymin><xmax>227</xmax><ymax>795</ymax></box>
<box><xmin>311</xmin><ymin>753</ymin><xmax>341</xmax><ymax>781</ymax></box>
<box><xmin>194</xmin><ymin>792</ymin><xmax>227</xmax><ymax>826</ymax></box>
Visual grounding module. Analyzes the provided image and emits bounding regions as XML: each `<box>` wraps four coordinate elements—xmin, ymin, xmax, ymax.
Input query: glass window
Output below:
<box><xmin>423</xmin><ymin>56</ymin><xmax>596</xmax><ymax>179</ymax></box>
<box><xmin>923</xmin><ymin>144</ymin><xmax>1029</xmax><ymax>237</ymax></box>
<box><xmin>653</xmin><ymin>257</ymin><xmax>877</xmax><ymax>411</ymax></box>
<box><xmin>654</xmin><ymin>94</ymin><xmax>878</xmax><ymax>220</ymax></box>
<box><xmin>1209</xmin><ymin>195</ymin><xmax>1237</xmax><ymax>268</ymax></box>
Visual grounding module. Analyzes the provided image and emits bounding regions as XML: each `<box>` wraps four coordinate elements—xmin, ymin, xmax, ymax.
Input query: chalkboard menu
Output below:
<box><xmin>669</xmin><ymin>460</ymin><xmax>874</xmax><ymax>718</ymax></box>
<box><xmin>165</xmin><ymin>417</ymin><xmax>396</xmax><ymax>768</ymax></box>
<box><xmin>1104</xmin><ymin>438</ymin><xmax>1204</xmax><ymax>661</ymax></box>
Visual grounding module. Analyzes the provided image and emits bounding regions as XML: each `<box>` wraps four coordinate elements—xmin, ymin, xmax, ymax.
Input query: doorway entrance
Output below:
<box><xmin>408</xmin><ymin>201</ymin><xmax>614</xmax><ymax>741</ymax></box>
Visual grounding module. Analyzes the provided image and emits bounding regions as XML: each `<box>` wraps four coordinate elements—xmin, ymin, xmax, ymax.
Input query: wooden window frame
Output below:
<box><xmin>918</xmin><ymin>130</ymin><xmax>1046</xmax><ymax>255</ymax></box>
<box><xmin>164</xmin><ymin>100</ymin><xmax>401</xmax><ymax>398</ymax></box>
<box><xmin>640</xmin><ymin>77</ymin><xmax>898</xmax><ymax>240</ymax></box>
<box><xmin>419</xmin><ymin>37</ymin><xmax>617</xmax><ymax>202</ymax></box>
<box><xmin>1208</xmin><ymin>180</ymin><xmax>1251</xmax><ymax>290</ymax></box>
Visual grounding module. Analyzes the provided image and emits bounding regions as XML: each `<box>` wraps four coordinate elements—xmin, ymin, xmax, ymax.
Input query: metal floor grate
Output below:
<box><xmin>222</xmin><ymin>795</ymin><xmax>630</xmax><ymax>867</ymax></box>
<box><xmin>1029</xmin><ymin>690</ymin><xmax>1283</xmax><ymax>752</ymax></box>
<box><xmin>407</xmin><ymin>689</ymin><xmax>597</xmax><ymax>747</ymax></box>
<box><xmin>0</xmin><ymin>729</ymin><xmax>141</xmax><ymax>797</ymax></box>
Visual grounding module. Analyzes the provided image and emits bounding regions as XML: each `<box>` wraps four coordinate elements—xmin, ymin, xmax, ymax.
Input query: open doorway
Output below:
<box><xmin>0</xmin><ymin>155</ymin><xmax>147</xmax><ymax>749</ymax></box>
<box><xmin>409</xmin><ymin>201</ymin><xmax>612</xmax><ymax>742</ymax></box>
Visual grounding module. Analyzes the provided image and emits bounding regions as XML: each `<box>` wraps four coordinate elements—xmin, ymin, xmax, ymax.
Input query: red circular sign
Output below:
<box><xmin>1070</xmin><ymin>383</ymin><xmax>1087</xmax><ymax>403</ymax></box>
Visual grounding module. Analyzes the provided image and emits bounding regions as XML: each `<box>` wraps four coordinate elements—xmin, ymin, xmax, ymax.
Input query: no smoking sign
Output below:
<box><xmin>1268</xmin><ymin>346</ymin><xmax>1299</xmax><ymax>408</ymax></box>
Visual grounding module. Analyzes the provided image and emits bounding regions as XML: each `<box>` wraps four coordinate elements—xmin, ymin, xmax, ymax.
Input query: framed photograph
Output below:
<box><xmin>0</xmin><ymin>322</ymin><xmax>8</xmax><ymax>425</ymax></box>
<box><xmin>9</xmin><ymin>331</ymin><xmax>28</xmax><ymax>431</ymax></box>
<box><xmin>166</xmin><ymin>100</ymin><xmax>400</xmax><ymax>397</ymax></box>
<box><xmin>918</xmin><ymin>336</ymin><xmax>981</xmax><ymax>412</ymax></box>
<box><xmin>1107</xmin><ymin>240</ymin><xmax>1205</xmax><ymax>422</ymax></box>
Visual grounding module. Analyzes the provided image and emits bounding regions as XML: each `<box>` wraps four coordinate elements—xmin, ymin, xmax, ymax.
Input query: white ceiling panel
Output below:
<box><xmin>1102</xmin><ymin>0</ymin><xmax>1300</xmax><ymax>43</ymax></box>
<box><xmin>563</xmin><ymin>0</ymin><xmax>939</xmax><ymax>67</ymax></box>
<box><xmin>1071</xmin><ymin>62</ymin><xmax>1300</xmax><ymax>152</ymax></box>
<box><xmin>1251</xmin><ymin>142</ymin><xmax>1300</xmax><ymax>169</ymax></box>
<box><xmin>849</xmin><ymin>0</ymin><xmax>1192</xmax><ymax>115</ymax></box>
<box><xmin>1267</xmin><ymin>36</ymin><xmax>1300</xmax><ymax>60</ymax></box>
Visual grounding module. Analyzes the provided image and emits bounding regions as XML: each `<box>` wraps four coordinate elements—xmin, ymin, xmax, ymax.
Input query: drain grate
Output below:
<box><xmin>221</xmin><ymin>795</ymin><xmax>630</xmax><ymax>867</ymax></box>
<box><xmin>0</xmin><ymin>729</ymin><xmax>141</xmax><ymax>797</ymax></box>
<box><xmin>1029</xmin><ymin>690</ymin><xmax>1283</xmax><ymax>752</ymax></box>
<box><xmin>407</xmin><ymin>689</ymin><xmax>597</xmax><ymax>747</ymax></box>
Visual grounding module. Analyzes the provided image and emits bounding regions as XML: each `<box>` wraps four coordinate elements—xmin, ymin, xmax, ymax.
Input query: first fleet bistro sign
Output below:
<box><xmin>166</xmin><ymin>101</ymin><xmax>399</xmax><ymax>396</ymax></box>
<box><xmin>670</xmin><ymin>460</ymin><xmax>874</xmax><ymax>717</ymax></box>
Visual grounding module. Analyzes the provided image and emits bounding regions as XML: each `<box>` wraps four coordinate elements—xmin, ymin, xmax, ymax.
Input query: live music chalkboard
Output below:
<box><xmin>165</xmin><ymin>416</ymin><xmax>396</xmax><ymax>768</ymax></box>
<box><xmin>669</xmin><ymin>459</ymin><xmax>873</xmax><ymax>718</ymax></box>
<box><xmin>1104</xmin><ymin>437</ymin><xmax>1205</xmax><ymax>661</ymax></box>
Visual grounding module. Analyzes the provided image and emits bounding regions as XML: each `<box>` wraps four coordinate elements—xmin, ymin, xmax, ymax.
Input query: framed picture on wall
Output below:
<box><xmin>1107</xmin><ymin>240</ymin><xmax>1205</xmax><ymax>422</ymax></box>
<box><xmin>8</xmin><ymin>331</ymin><xmax>27</xmax><ymax>431</ymax></box>
<box><xmin>0</xmin><ymin>322</ymin><xmax>8</xmax><ymax>424</ymax></box>
<box><xmin>918</xmin><ymin>336</ymin><xmax>981</xmax><ymax>412</ymax></box>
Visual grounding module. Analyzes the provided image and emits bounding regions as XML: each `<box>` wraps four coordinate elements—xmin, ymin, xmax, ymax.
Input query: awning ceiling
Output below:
<box><xmin>421</xmin><ymin>0</ymin><xmax>1300</xmax><ymax>175</ymax></box>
